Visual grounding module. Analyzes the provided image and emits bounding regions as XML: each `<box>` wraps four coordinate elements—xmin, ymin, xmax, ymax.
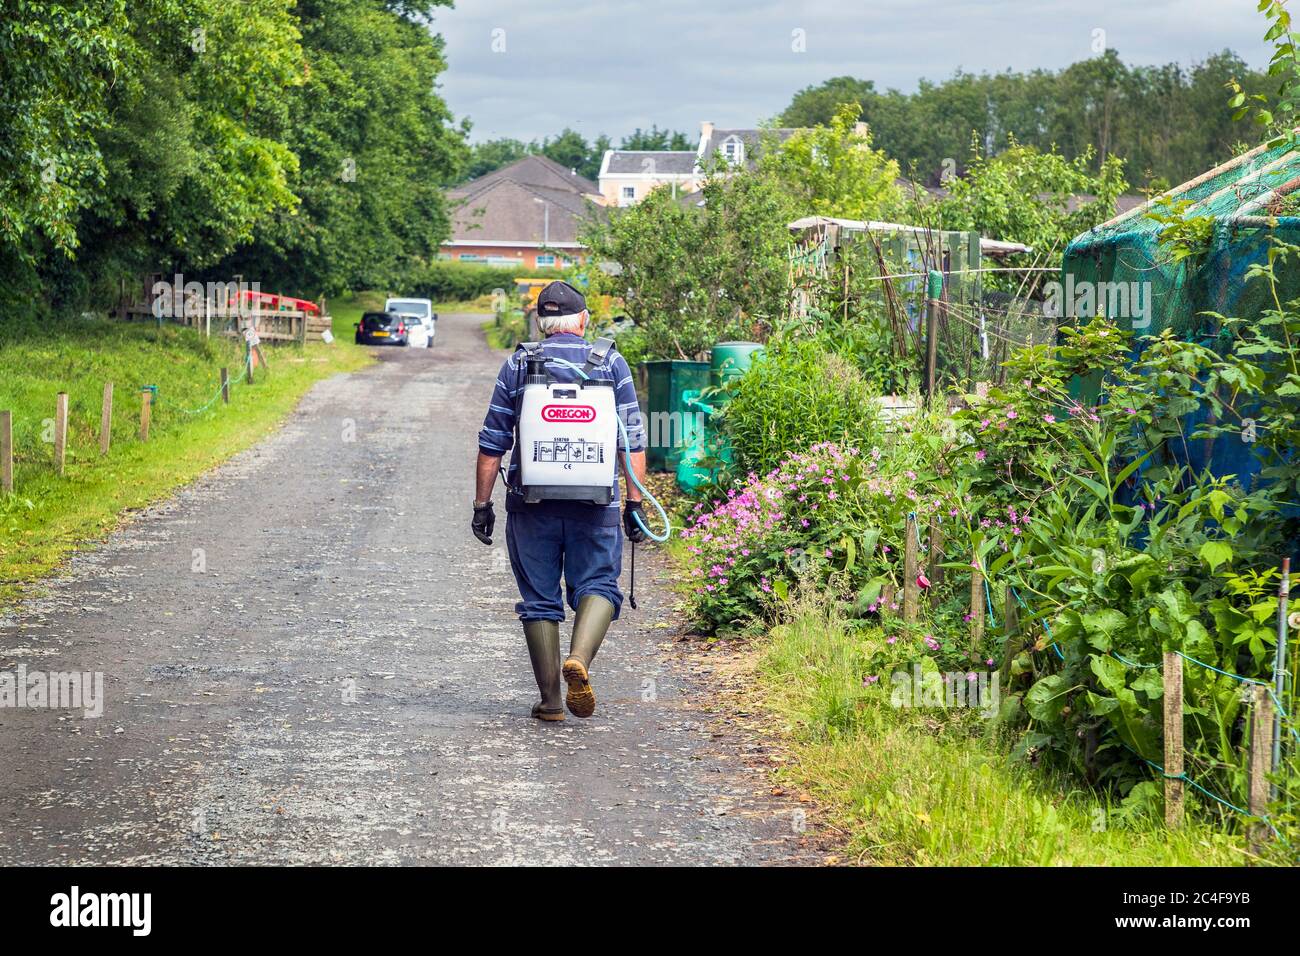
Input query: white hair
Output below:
<box><xmin>537</xmin><ymin>309</ymin><xmax>587</xmax><ymax>335</ymax></box>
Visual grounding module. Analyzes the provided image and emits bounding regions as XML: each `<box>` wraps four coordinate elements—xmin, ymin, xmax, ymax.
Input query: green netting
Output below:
<box><xmin>1062</xmin><ymin>141</ymin><xmax>1300</xmax><ymax>485</ymax></box>
<box><xmin>1063</xmin><ymin>140</ymin><xmax>1300</xmax><ymax>342</ymax></box>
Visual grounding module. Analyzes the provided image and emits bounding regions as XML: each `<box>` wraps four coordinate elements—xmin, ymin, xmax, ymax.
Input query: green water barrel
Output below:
<box><xmin>642</xmin><ymin>360</ymin><xmax>710</xmax><ymax>472</ymax></box>
<box><xmin>710</xmin><ymin>341</ymin><xmax>764</xmax><ymax>388</ymax></box>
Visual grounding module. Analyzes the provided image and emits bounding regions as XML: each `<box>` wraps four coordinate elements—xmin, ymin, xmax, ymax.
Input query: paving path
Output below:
<box><xmin>0</xmin><ymin>313</ymin><xmax>811</xmax><ymax>865</ymax></box>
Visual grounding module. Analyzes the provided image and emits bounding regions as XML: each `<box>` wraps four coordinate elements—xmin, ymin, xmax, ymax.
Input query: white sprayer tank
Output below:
<box><xmin>517</xmin><ymin>379</ymin><xmax>618</xmax><ymax>503</ymax></box>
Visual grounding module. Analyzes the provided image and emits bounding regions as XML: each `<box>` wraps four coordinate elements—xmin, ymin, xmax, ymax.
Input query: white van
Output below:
<box><xmin>384</xmin><ymin>298</ymin><xmax>436</xmax><ymax>347</ymax></box>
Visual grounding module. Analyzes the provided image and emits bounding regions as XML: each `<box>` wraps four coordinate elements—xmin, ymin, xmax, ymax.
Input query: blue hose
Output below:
<box><xmin>536</xmin><ymin>355</ymin><xmax>672</xmax><ymax>543</ymax></box>
<box><xmin>616</xmin><ymin>413</ymin><xmax>673</xmax><ymax>542</ymax></box>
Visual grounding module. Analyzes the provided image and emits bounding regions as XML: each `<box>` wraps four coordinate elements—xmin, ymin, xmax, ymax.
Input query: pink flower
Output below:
<box><xmin>975</xmin><ymin>450</ymin><xmax>987</xmax><ymax>462</ymax></box>
<box><xmin>1043</xmin><ymin>414</ymin><xmax>1056</xmax><ymax>424</ymax></box>
<box><xmin>917</xmin><ymin>573</ymin><xmax>931</xmax><ymax>589</ymax></box>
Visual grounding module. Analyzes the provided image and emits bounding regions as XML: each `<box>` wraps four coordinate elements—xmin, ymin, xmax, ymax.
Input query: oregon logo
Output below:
<box><xmin>542</xmin><ymin>404</ymin><xmax>596</xmax><ymax>423</ymax></box>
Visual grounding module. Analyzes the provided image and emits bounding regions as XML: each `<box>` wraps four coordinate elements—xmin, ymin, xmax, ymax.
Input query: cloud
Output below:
<box><xmin>429</xmin><ymin>0</ymin><xmax>1270</xmax><ymax>143</ymax></box>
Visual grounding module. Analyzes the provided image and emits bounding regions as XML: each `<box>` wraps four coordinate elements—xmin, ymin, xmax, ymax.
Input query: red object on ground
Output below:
<box><xmin>237</xmin><ymin>289</ymin><xmax>321</xmax><ymax>315</ymax></box>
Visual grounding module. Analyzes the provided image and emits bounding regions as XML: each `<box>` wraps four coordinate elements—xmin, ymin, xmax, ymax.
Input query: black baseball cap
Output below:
<box><xmin>536</xmin><ymin>280</ymin><xmax>587</xmax><ymax>317</ymax></box>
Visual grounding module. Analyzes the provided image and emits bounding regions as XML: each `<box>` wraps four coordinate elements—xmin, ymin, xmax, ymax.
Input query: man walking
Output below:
<box><xmin>472</xmin><ymin>281</ymin><xmax>648</xmax><ymax>720</ymax></box>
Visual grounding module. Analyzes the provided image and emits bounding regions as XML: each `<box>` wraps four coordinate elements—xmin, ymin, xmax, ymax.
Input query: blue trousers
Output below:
<box><xmin>505</xmin><ymin>510</ymin><xmax>623</xmax><ymax>622</ymax></box>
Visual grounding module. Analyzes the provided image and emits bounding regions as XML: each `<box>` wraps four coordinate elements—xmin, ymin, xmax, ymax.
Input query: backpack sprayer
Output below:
<box><xmin>512</xmin><ymin>339</ymin><xmax>672</xmax><ymax>580</ymax></box>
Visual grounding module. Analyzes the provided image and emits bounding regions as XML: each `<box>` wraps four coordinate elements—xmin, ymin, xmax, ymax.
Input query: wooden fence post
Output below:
<box><xmin>970</xmin><ymin>563</ymin><xmax>985</xmax><ymax>649</ymax></box>
<box><xmin>0</xmin><ymin>411</ymin><xmax>12</xmax><ymax>494</ymax></box>
<box><xmin>998</xmin><ymin>586</ymin><xmax>1019</xmax><ymax>686</ymax></box>
<box><xmin>100</xmin><ymin>383</ymin><xmax>113</xmax><ymax>455</ymax></box>
<box><xmin>139</xmin><ymin>389</ymin><xmax>152</xmax><ymax>442</ymax></box>
<box><xmin>1249</xmin><ymin>684</ymin><xmax>1274</xmax><ymax>854</ymax></box>
<box><xmin>54</xmin><ymin>392</ymin><xmax>68</xmax><ymax>475</ymax></box>
<box><xmin>928</xmin><ymin>517</ymin><xmax>945</xmax><ymax>588</ymax></box>
<box><xmin>903</xmin><ymin>514</ymin><xmax>920</xmax><ymax>623</ymax></box>
<box><xmin>1162</xmin><ymin>651</ymin><xmax>1184</xmax><ymax>828</ymax></box>
<box><xmin>881</xmin><ymin>583</ymin><xmax>895</xmax><ymax>617</ymax></box>
<box><xmin>220</xmin><ymin>368</ymin><xmax>230</xmax><ymax>405</ymax></box>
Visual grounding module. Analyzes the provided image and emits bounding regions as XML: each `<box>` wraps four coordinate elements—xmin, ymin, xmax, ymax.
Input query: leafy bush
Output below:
<box><xmin>717</xmin><ymin>334</ymin><xmax>885</xmax><ymax>478</ymax></box>
<box><xmin>399</xmin><ymin>261</ymin><xmax>563</xmax><ymax>303</ymax></box>
<box><xmin>679</xmin><ymin>437</ymin><xmax>961</xmax><ymax>636</ymax></box>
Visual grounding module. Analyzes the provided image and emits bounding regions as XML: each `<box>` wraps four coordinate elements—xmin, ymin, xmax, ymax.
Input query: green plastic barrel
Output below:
<box><xmin>710</xmin><ymin>342</ymin><xmax>764</xmax><ymax>388</ymax></box>
<box><xmin>675</xmin><ymin>342</ymin><xmax>764</xmax><ymax>492</ymax></box>
<box><xmin>642</xmin><ymin>360</ymin><xmax>710</xmax><ymax>472</ymax></box>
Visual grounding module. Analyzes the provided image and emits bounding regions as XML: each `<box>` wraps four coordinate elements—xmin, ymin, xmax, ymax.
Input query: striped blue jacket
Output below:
<box><xmin>478</xmin><ymin>332</ymin><xmax>646</xmax><ymax>525</ymax></box>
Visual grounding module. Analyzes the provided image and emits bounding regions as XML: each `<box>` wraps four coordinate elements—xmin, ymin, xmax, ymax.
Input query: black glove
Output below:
<box><xmin>624</xmin><ymin>500</ymin><xmax>648</xmax><ymax>543</ymax></box>
<box><xmin>472</xmin><ymin>501</ymin><xmax>495</xmax><ymax>545</ymax></box>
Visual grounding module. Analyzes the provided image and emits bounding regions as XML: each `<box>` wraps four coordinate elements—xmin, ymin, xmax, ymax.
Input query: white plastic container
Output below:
<box><xmin>517</xmin><ymin>380</ymin><xmax>618</xmax><ymax>503</ymax></box>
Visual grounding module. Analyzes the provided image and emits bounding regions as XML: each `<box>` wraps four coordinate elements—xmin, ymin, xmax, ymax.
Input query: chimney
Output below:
<box><xmin>699</xmin><ymin>121</ymin><xmax>714</xmax><ymax>146</ymax></box>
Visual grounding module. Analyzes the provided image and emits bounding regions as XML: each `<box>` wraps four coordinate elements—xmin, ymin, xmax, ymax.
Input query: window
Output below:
<box><xmin>722</xmin><ymin>136</ymin><xmax>744</xmax><ymax>166</ymax></box>
<box><xmin>536</xmin><ymin>254</ymin><xmax>556</xmax><ymax>267</ymax></box>
<box><xmin>458</xmin><ymin>253</ymin><xmax>484</xmax><ymax>261</ymax></box>
<box><xmin>620</xmin><ymin>185</ymin><xmax>636</xmax><ymax>206</ymax></box>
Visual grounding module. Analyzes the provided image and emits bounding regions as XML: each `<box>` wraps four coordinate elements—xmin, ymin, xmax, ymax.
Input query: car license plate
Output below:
<box><xmin>371</xmin><ymin>330</ymin><xmax>389</xmax><ymax>337</ymax></box>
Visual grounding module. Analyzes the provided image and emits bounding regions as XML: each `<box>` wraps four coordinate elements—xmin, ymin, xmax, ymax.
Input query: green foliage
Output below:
<box><xmin>462</xmin><ymin>138</ymin><xmax>533</xmax><ymax>181</ymax></box>
<box><xmin>401</xmin><ymin>261</ymin><xmax>563</xmax><ymax>303</ymax></box>
<box><xmin>780</xmin><ymin>50</ymin><xmax>1275</xmax><ymax>189</ymax></box>
<box><xmin>921</xmin><ymin>138</ymin><xmax>1129</xmax><ymax>263</ymax></box>
<box><xmin>620</xmin><ymin>126</ymin><xmax>693</xmax><ymax>151</ymax></box>
<box><xmin>758</xmin><ymin>103</ymin><xmax>903</xmax><ymax>221</ymax></box>
<box><xmin>1228</xmin><ymin>1</ymin><xmax>1300</xmax><ymax>150</ymax></box>
<box><xmin>0</xmin><ymin>311</ymin><xmax>370</xmax><ymax>605</ymax></box>
<box><xmin>757</xmin><ymin>604</ymin><xmax>1242</xmax><ymax>863</ymax></box>
<box><xmin>458</xmin><ymin>126</ymin><xmax>693</xmax><ymax>186</ymax></box>
<box><xmin>0</xmin><ymin>0</ymin><xmax>465</xmax><ymax>312</ymax></box>
<box><xmin>718</xmin><ymin>334</ymin><xmax>883</xmax><ymax>478</ymax></box>
<box><xmin>220</xmin><ymin>0</ymin><xmax>467</xmax><ymax>296</ymax></box>
<box><xmin>582</xmin><ymin>165</ymin><xmax>800</xmax><ymax>359</ymax></box>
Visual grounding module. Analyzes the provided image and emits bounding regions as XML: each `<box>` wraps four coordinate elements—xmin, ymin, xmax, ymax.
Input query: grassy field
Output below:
<box><xmin>0</xmin><ymin>310</ymin><xmax>372</xmax><ymax>607</ymax></box>
<box><xmin>753</xmin><ymin>602</ymin><xmax>1250</xmax><ymax>865</ymax></box>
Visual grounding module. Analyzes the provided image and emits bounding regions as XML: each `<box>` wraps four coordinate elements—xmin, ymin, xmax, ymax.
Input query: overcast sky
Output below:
<box><xmin>429</xmin><ymin>0</ymin><xmax>1272</xmax><ymax>145</ymax></box>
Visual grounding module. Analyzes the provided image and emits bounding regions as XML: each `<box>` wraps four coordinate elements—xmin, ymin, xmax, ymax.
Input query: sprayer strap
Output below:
<box><xmin>583</xmin><ymin>336</ymin><xmax>616</xmax><ymax>375</ymax></box>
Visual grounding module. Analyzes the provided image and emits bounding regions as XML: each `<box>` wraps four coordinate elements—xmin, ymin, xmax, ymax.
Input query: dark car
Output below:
<box><xmin>355</xmin><ymin>311</ymin><xmax>411</xmax><ymax>346</ymax></box>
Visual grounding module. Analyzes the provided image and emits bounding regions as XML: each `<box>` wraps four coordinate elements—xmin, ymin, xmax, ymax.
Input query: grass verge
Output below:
<box><xmin>0</xmin><ymin>311</ymin><xmax>372</xmax><ymax>608</ymax></box>
<box><xmin>754</xmin><ymin>601</ymin><xmax>1248</xmax><ymax>865</ymax></box>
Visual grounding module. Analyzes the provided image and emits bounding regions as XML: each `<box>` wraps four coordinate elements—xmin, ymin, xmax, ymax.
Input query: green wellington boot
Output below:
<box><xmin>523</xmin><ymin>620</ymin><xmax>565</xmax><ymax>721</ymax></box>
<box><xmin>562</xmin><ymin>595</ymin><xmax>615</xmax><ymax>718</ymax></box>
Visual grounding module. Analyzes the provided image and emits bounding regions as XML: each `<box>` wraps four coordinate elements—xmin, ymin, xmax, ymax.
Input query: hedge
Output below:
<box><xmin>399</xmin><ymin>261</ymin><xmax>565</xmax><ymax>303</ymax></box>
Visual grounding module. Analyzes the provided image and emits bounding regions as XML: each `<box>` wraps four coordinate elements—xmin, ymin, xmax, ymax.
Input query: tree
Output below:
<box><xmin>218</xmin><ymin>0</ymin><xmax>465</xmax><ymax>295</ymax></box>
<box><xmin>621</xmin><ymin>126</ymin><xmax>693</xmax><ymax>151</ymax></box>
<box><xmin>463</xmin><ymin>138</ymin><xmax>532</xmax><ymax>181</ymax></box>
<box><xmin>582</xmin><ymin>166</ymin><xmax>800</xmax><ymax>359</ymax></box>
<box><xmin>777</xmin><ymin>51</ymin><xmax>1275</xmax><ymax>189</ymax></box>
<box><xmin>759</xmin><ymin>103</ymin><xmax>903</xmax><ymax>221</ymax></box>
<box><xmin>919</xmin><ymin>138</ymin><xmax>1128</xmax><ymax>288</ymax></box>
<box><xmin>1</xmin><ymin>0</ymin><xmax>466</xmax><ymax>309</ymax></box>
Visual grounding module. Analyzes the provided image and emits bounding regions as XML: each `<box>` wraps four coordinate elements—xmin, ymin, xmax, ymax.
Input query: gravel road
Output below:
<box><xmin>0</xmin><ymin>313</ymin><xmax>813</xmax><ymax>866</ymax></box>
